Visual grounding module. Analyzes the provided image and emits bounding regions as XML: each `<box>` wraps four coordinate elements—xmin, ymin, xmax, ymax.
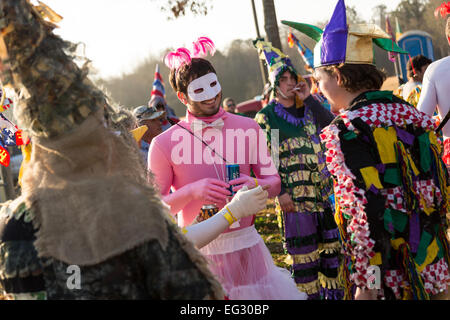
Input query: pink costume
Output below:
<box><xmin>417</xmin><ymin>56</ymin><xmax>450</xmax><ymax>164</ymax></box>
<box><xmin>148</xmin><ymin>107</ymin><xmax>307</xmax><ymax>300</ymax></box>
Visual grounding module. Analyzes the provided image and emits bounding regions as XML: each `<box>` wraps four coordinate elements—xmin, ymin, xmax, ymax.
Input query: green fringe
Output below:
<box><xmin>399</xmin><ymin>243</ymin><xmax>430</xmax><ymax>300</ymax></box>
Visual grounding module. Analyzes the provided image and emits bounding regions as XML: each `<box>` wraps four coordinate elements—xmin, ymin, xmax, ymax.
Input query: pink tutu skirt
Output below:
<box><xmin>200</xmin><ymin>225</ymin><xmax>307</xmax><ymax>300</ymax></box>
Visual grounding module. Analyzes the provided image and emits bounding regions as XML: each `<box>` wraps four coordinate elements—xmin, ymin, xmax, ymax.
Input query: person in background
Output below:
<box><xmin>254</xmin><ymin>39</ymin><xmax>341</xmax><ymax>300</ymax></box>
<box><xmin>149</xmin><ymin>37</ymin><xmax>307</xmax><ymax>300</ymax></box>
<box><xmin>148</xmin><ymin>64</ymin><xmax>179</xmax><ymax>131</ymax></box>
<box><xmin>222</xmin><ymin>97</ymin><xmax>237</xmax><ymax>114</ymax></box>
<box><xmin>132</xmin><ymin>105</ymin><xmax>165</xmax><ymax>162</ymax></box>
<box><xmin>394</xmin><ymin>54</ymin><xmax>432</xmax><ymax>107</ymax></box>
<box><xmin>417</xmin><ymin>1</ymin><xmax>450</xmax><ymax>170</ymax></box>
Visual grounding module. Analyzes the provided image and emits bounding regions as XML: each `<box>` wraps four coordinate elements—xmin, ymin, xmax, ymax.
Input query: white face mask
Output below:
<box><xmin>187</xmin><ymin>73</ymin><xmax>221</xmax><ymax>102</ymax></box>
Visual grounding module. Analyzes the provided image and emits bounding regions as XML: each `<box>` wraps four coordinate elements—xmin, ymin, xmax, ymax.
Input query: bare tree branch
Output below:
<box><xmin>157</xmin><ymin>0</ymin><xmax>211</xmax><ymax>20</ymax></box>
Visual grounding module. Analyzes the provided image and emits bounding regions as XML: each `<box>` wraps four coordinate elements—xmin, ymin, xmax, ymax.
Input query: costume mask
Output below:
<box><xmin>187</xmin><ymin>73</ymin><xmax>221</xmax><ymax>102</ymax></box>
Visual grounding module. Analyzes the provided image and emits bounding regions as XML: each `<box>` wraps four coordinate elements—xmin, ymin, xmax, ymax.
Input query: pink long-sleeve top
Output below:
<box><xmin>148</xmin><ymin>107</ymin><xmax>281</xmax><ymax>230</ymax></box>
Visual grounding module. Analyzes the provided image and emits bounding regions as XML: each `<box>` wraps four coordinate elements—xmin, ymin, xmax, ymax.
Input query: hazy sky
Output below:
<box><xmin>39</xmin><ymin>0</ymin><xmax>402</xmax><ymax>79</ymax></box>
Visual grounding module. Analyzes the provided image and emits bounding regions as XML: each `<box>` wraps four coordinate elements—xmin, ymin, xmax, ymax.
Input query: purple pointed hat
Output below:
<box><xmin>282</xmin><ymin>0</ymin><xmax>408</xmax><ymax>68</ymax></box>
<box><xmin>320</xmin><ymin>0</ymin><xmax>348</xmax><ymax>66</ymax></box>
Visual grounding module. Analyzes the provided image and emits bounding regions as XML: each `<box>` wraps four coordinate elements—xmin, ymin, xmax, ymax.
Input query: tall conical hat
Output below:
<box><xmin>148</xmin><ymin>64</ymin><xmax>166</xmax><ymax>108</ymax></box>
<box><xmin>253</xmin><ymin>38</ymin><xmax>298</xmax><ymax>87</ymax></box>
<box><xmin>282</xmin><ymin>0</ymin><xmax>408</xmax><ymax>68</ymax></box>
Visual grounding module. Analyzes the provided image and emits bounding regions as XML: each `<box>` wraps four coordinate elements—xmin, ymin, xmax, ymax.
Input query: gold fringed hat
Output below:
<box><xmin>282</xmin><ymin>0</ymin><xmax>408</xmax><ymax>68</ymax></box>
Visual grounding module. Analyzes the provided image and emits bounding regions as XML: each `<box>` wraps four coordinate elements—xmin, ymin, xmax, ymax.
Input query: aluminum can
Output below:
<box><xmin>226</xmin><ymin>164</ymin><xmax>240</xmax><ymax>195</ymax></box>
<box><xmin>199</xmin><ymin>204</ymin><xmax>219</xmax><ymax>221</ymax></box>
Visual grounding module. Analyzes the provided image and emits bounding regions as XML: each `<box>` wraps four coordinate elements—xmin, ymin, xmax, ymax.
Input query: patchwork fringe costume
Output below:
<box><xmin>320</xmin><ymin>91</ymin><xmax>450</xmax><ymax>300</ymax></box>
<box><xmin>253</xmin><ymin>37</ymin><xmax>342</xmax><ymax>300</ymax></box>
<box><xmin>256</xmin><ymin>99</ymin><xmax>342</xmax><ymax>300</ymax></box>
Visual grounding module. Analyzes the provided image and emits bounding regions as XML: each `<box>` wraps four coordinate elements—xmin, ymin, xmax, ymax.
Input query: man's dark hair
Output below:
<box><xmin>321</xmin><ymin>63</ymin><xmax>386</xmax><ymax>93</ymax></box>
<box><xmin>407</xmin><ymin>54</ymin><xmax>432</xmax><ymax>78</ymax></box>
<box><xmin>169</xmin><ymin>58</ymin><xmax>216</xmax><ymax>94</ymax></box>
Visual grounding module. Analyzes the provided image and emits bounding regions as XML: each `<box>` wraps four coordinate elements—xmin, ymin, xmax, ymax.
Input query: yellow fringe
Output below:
<box><xmin>318</xmin><ymin>241</ymin><xmax>341</xmax><ymax>253</ymax></box>
<box><xmin>319</xmin><ymin>272</ymin><xmax>341</xmax><ymax>290</ymax></box>
<box><xmin>296</xmin><ymin>280</ymin><xmax>320</xmax><ymax>295</ymax></box>
<box><xmin>290</xmin><ymin>250</ymin><xmax>320</xmax><ymax>265</ymax></box>
<box><xmin>338</xmin><ymin>261</ymin><xmax>354</xmax><ymax>300</ymax></box>
<box><xmin>402</xmin><ymin>285</ymin><xmax>413</xmax><ymax>300</ymax></box>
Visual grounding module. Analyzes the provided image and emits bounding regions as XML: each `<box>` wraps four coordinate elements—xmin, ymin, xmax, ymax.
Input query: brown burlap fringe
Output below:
<box><xmin>19</xmin><ymin>113</ymin><xmax>171</xmax><ymax>266</ymax></box>
<box><xmin>0</xmin><ymin>0</ymin><xmax>224</xmax><ymax>299</ymax></box>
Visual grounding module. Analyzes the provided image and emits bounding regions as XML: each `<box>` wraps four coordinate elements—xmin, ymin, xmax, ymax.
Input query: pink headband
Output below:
<box><xmin>164</xmin><ymin>37</ymin><xmax>216</xmax><ymax>70</ymax></box>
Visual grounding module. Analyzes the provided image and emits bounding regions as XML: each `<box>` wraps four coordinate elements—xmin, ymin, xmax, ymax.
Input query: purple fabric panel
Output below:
<box><xmin>319</xmin><ymin>287</ymin><xmax>344</xmax><ymax>300</ymax></box>
<box><xmin>292</xmin><ymin>260</ymin><xmax>319</xmax><ymax>271</ymax></box>
<box><xmin>369</xmin><ymin>184</ymin><xmax>380</xmax><ymax>194</ymax></box>
<box><xmin>395</xmin><ymin>125</ymin><xmax>415</xmax><ymax>146</ymax></box>
<box><xmin>322</xmin><ymin>228</ymin><xmax>339</xmax><ymax>240</ymax></box>
<box><xmin>287</xmin><ymin>244</ymin><xmax>318</xmax><ymax>255</ymax></box>
<box><xmin>320</xmin><ymin>256</ymin><xmax>340</xmax><ymax>269</ymax></box>
<box><xmin>409</xmin><ymin>211</ymin><xmax>420</xmax><ymax>253</ymax></box>
<box><xmin>376</xmin><ymin>163</ymin><xmax>386</xmax><ymax>174</ymax></box>
<box><xmin>321</xmin><ymin>0</ymin><xmax>348</xmax><ymax>65</ymax></box>
<box><xmin>294</xmin><ymin>274</ymin><xmax>318</xmax><ymax>284</ymax></box>
<box><xmin>307</xmin><ymin>293</ymin><xmax>321</xmax><ymax>300</ymax></box>
<box><xmin>284</xmin><ymin>211</ymin><xmax>317</xmax><ymax>238</ymax></box>
<box><xmin>264</xmin><ymin>50</ymin><xmax>279</xmax><ymax>65</ymax></box>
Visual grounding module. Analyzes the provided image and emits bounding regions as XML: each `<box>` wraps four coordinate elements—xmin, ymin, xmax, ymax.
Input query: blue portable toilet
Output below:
<box><xmin>397</xmin><ymin>30</ymin><xmax>434</xmax><ymax>81</ymax></box>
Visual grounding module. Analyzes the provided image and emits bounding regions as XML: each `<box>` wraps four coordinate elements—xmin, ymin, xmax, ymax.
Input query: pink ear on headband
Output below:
<box><xmin>434</xmin><ymin>1</ymin><xmax>450</xmax><ymax>18</ymax></box>
<box><xmin>164</xmin><ymin>37</ymin><xmax>216</xmax><ymax>70</ymax></box>
<box><xmin>192</xmin><ymin>37</ymin><xmax>216</xmax><ymax>58</ymax></box>
<box><xmin>164</xmin><ymin>47</ymin><xmax>192</xmax><ymax>70</ymax></box>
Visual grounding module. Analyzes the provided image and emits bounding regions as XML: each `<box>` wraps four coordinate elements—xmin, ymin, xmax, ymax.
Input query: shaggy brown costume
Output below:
<box><xmin>0</xmin><ymin>0</ymin><xmax>224</xmax><ymax>299</ymax></box>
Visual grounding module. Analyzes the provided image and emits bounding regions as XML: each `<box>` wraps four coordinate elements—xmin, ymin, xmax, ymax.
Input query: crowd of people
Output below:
<box><xmin>0</xmin><ymin>0</ymin><xmax>449</xmax><ymax>301</ymax></box>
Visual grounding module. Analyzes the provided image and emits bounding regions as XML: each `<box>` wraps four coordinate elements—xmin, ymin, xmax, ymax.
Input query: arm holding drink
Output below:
<box><xmin>184</xmin><ymin>184</ymin><xmax>269</xmax><ymax>249</ymax></box>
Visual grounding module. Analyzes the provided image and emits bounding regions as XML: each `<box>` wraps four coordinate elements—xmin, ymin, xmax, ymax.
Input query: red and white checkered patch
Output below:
<box><xmin>384</xmin><ymin>270</ymin><xmax>406</xmax><ymax>299</ymax></box>
<box><xmin>414</xmin><ymin>179</ymin><xmax>442</xmax><ymax>209</ymax></box>
<box><xmin>346</xmin><ymin>103</ymin><xmax>435</xmax><ymax>131</ymax></box>
<box><xmin>421</xmin><ymin>258</ymin><xmax>450</xmax><ymax>296</ymax></box>
<box><xmin>384</xmin><ymin>259</ymin><xmax>450</xmax><ymax>298</ymax></box>
<box><xmin>380</xmin><ymin>187</ymin><xmax>406</xmax><ymax>212</ymax></box>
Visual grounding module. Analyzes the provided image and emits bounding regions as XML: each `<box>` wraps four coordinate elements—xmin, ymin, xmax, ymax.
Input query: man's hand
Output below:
<box><xmin>229</xmin><ymin>174</ymin><xmax>258</xmax><ymax>192</ymax></box>
<box><xmin>291</xmin><ymin>80</ymin><xmax>311</xmax><ymax>101</ymax></box>
<box><xmin>190</xmin><ymin>178</ymin><xmax>231</xmax><ymax>205</ymax></box>
<box><xmin>277</xmin><ymin>193</ymin><xmax>295</xmax><ymax>213</ymax></box>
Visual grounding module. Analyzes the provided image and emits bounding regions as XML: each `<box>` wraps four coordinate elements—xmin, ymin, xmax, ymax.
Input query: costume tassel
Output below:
<box><xmin>399</xmin><ymin>243</ymin><xmax>430</xmax><ymax>300</ymax></box>
<box><xmin>395</xmin><ymin>141</ymin><xmax>419</xmax><ymax>211</ymax></box>
<box><xmin>338</xmin><ymin>257</ymin><xmax>354</xmax><ymax>300</ymax></box>
<box><xmin>430</xmin><ymin>144</ymin><xmax>449</xmax><ymax>214</ymax></box>
<box><xmin>438</xmin><ymin>226</ymin><xmax>450</xmax><ymax>268</ymax></box>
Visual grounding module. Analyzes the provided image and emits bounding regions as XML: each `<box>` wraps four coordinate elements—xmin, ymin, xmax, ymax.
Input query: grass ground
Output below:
<box><xmin>254</xmin><ymin>199</ymin><xmax>290</xmax><ymax>270</ymax></box>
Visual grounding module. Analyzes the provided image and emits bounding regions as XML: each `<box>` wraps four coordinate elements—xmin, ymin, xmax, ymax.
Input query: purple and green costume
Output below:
<box><xmin>255</xmin><ymin>95</ymin><xmax>343</xmax><ymax>300</ymax></box>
